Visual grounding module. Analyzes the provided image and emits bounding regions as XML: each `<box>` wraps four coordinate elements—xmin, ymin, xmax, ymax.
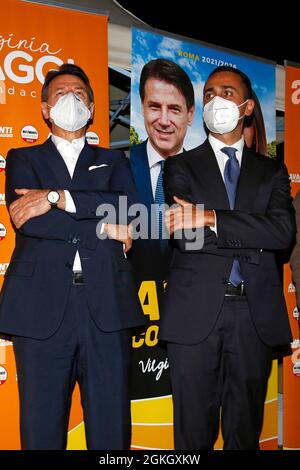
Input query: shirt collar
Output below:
<box><xmin>146</xmin><ymin>139</ymin><xmax>183</xmax><ymax>169</ymax></box>
<box><xmin>208</xmin><ymin>134</ymin><xmax>244</xmax><ymax>155</ymax></box>
<box><xmin>51</xmin><ymin>134</ymin><xmax>86</xmax><ymax>153</ymax></box>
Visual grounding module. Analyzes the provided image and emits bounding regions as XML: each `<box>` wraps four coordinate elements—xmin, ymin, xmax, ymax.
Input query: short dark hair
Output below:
<box><xmin>139</xmin><ymin>58</ymin><xmax>195</xmax><ymax>110</ymax></box>
<box><xmin>41</xmin><ymin>63</ymin><xmax>94</xmax><ymax>102</ymax></box>
<box><xmin>206</xmin><ymin>65</ymin><xmax>253</xmax><ymax>100</ymax></box>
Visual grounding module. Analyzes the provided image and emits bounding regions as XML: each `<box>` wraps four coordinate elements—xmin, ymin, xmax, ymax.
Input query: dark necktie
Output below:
<box><xmin>222</xmin><ymin>147</ymin><xmax>243</xmax><ymax>286</ymax></box>
<box><xmin>154</xmin><ymin>160</ymin><xmax>167</xmax><ymax>250</ymax></box>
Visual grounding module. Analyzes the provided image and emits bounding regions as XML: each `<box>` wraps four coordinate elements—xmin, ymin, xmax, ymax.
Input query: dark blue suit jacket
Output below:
<box><xmin>129</xmin><ymin>141</ymin><xmax>171</xmax><ymax>281</ymax></box>
<box><xmin>160</xmin><ymin>139</ymin><xmax>295</xmax><ymax>347</ymax></box>
<box><xmin>0</xmin><ymin>138</ymin><xmax>144</xmax><ymax>339</ymax></box>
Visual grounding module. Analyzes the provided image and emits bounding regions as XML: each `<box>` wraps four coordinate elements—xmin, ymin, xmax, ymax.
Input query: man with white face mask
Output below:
<box><xmin>160</xmin><ymin>66</ymin><xmax>295</xmax><ymax>449</ymax></box>
<box><xmin>0</xmin><ymin>63</ymin><xmax>144</xmax><ymax>450</ymax></box>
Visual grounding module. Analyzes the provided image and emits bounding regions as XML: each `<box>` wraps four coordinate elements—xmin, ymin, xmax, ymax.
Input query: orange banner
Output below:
<box><xmin>0</xmin><ymin>0</ymin><xmax>109</xmax><ymax>449</ymax></box>
<box><xmin>283</xmin><ymin>63</ymin><xmax>300</xmax><ymax>449</ymax></box>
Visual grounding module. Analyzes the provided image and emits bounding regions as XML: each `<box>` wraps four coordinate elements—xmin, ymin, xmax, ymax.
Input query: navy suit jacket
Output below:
<box><xmin>160</xmin><ymin>139</ymin><xmax>295</xmax><ymax>347</ymax></box>
<box><xmin>0</xmin><ymin>138</ymin><xmax>144</xmax><ymax>339</ymax></box>
<box><xmin>129</xmin><ymin>141</ymin><xmax>171</xmax><ymax>281</ymax></box>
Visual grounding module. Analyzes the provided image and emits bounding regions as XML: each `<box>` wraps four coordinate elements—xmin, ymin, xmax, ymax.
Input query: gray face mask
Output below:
<box><xmin>48</xmin><ymin>92</ymin><xmax>91</xmax><ymax>132</ymax></box>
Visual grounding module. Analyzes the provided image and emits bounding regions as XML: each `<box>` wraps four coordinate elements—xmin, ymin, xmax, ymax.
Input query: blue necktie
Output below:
<box><xmin>154</xmin><ymin>160</ymin><xmax>167</xmax><ymax>250</ymax></box>
<box><xmin>222</xmin><ymin>147</ymin><xmax>243</xmax><ymax>287</ymax></box>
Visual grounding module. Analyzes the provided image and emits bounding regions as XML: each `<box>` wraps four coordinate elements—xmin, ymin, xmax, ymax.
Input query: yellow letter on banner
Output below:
<box><xmin>138</xmin><ymin>281</ymin><xmax>159</xmax><ymax>321</ymax></box>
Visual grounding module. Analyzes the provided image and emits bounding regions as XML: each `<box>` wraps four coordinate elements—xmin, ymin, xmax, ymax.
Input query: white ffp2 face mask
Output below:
<box><xmin>203</xmin><ymin>96</ymin><xmax>248</xmax><ymax>134</ymax></box>
<box><xmin>48</xmin><ymin>92</ymin><xmax>91</xmax><ymax>132</ymax></box>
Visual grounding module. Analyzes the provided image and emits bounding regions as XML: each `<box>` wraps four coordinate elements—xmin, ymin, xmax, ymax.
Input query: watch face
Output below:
<box><xmin>48</xmin><ymin>191</ymin><xmax>59</xmax><ymax>204</ymax></box>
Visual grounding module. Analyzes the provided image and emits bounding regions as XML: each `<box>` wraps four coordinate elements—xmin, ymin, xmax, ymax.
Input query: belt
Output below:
<box><xmin>225</xmin><ymin>282</ymin><xmax>246</xmax><ymax>296</ymax></box>
<box><xmin>72</xmin><ymin>271</ymin><xmax>84</xmax><ymax>285</ymax></box>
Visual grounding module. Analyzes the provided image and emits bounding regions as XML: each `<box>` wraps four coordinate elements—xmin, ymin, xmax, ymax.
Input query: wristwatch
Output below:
<box><xmin>47</xmin><ymin>190</ymin><xmax>60</xmax><ymax>208</ymax></box>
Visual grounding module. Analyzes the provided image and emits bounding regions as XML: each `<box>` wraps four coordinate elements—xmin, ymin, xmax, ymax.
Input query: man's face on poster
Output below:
<box><xmin>142</xmin><ymin>77</ymin><xmax>194</xmax><ymax>158</ymax></box>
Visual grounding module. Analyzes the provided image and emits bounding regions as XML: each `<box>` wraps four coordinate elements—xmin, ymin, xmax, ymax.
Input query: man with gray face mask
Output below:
<box><xmin>0</xmin><ymin>63</ymin><xmax>144</xmax><ymax>450</ymax></box>
<box><xmin>160</xmin><ymin>66</ymin><xmax>295</xmax><ymax>450</ymax></box>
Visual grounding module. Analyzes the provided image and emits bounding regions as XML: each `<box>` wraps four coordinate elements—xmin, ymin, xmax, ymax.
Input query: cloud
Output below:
<box><xmin>184</xmin><ymin>125</ymin><xmax>206</xmax><ymax>150</ymax></box>
<box><xmin>259</xmin><ymin>95</ymin><xmax>276</xmax><ymax>142</ymax></box>
<box><xmin>134</xmin><ymin>31</ymin><xmax>150</xmax><ymax>52</ymax></box>
<box><xmin>192</xmin><ymin>76</ymin><xmax>205</xmax><ymax>106</ymax></box>
<box><xmin>177</xmin><ymin>57</ymin><xmax>194</xmax><ymax>72</ymax></box>
<box><xmin>253</xmin><ymin>83</ymin><xmax>268</xmax><ymax>95</ymax></box>
<box><xmin>156</xmin><ymin>36</ymin><xmax>183</xmax><ymax>60</ymax></box>
<box><xmin>131</xmin><ymin>55</ymin><xmax>147</xmax><ymax>87</ymax></box>
<box><xmin>130</xmin><ymin>103</ymin><xmax>147</xmax><ymax>141</ymax></box>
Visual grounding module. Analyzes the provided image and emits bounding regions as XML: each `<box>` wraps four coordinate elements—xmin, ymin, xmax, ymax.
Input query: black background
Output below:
<box><xmin>117</xmin><ymin>1</ymin><xmax>299</xmax><ymax>66</ymax></box>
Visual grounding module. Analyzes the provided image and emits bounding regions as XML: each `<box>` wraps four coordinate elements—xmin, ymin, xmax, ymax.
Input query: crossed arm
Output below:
<box><xmin>163</xmin><ymin>155</ymin><xmax>296</xmax><ymax>252</ymax></box>
<box><xmin>6</xmin><ymin>150</ymin><xmax>135</xmax><ymax>251</ymax></box>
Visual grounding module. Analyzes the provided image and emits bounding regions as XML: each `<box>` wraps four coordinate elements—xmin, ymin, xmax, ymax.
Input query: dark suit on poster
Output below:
<box><xmin>130</xmin><ymin>141</ymin><xmax>171</xmax><ymax>278</ymax></box>
<box><xmin>128</xmin><ymin>141</ymin><xmax>171</xmax><ymax>398</ymax></box>
<box><xmin>160</xmin><ymin>139</ymin><xmax>295</xmax><ymax>449</ymax></box>
<box><xmin>0</xmin><ymin>138</ymin><xmax>144</xmax><ymax>449</ymax></box>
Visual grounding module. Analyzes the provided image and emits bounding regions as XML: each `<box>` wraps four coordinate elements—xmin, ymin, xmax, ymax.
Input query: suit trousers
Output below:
<box><xmin>12</xmin><ymin>283</ymin><xmax>132</xmax><ymax>450</ymax></box>
<box><xmin>167</xmin><ymin>296</ymin><xmax>273</xmax><ymax>450</ymax></box>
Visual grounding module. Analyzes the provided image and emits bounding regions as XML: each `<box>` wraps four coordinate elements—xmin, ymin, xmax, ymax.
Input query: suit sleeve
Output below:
<box><xmin>163</xmin><ymin>156</ymin><xmax>217</xmax><ymax>252</ymax></box>
<box><xmin>5</xmin><ymin>150</ymin><xmax>99</xmax><ymax>249</ymax></box>
<box><xmin>215</xmin><ymin>163</ymin><xmax>296</xmax><ymax>251</ymax></box>
<box><xmin>68</xmin><ymin>151</ymin><xmax>138</xmax><ymax>222</ymax></box>
<box><xmin>164</xmin><ymin>155</ymin><xmax>296</xmax><ymax>255</ymax></box>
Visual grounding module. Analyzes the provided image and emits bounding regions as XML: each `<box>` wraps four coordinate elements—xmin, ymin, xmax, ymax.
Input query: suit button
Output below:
<box><xmin>72</xmin><ymin>237</ymin><xmax>79</xmax><ymax>244</ymax></box>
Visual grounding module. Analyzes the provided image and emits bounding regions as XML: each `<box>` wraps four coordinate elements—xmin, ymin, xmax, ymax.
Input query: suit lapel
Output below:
<box><xmin>235</xmin><ymin>147</ymin><xmax>265</xmax><ymax>210</ymax></box>
<box><xmin>191</xmin><ymin>140</ymin><xmax>230</xmax><ymax>210</ymax></box>
<box><xmin>130</xmin><ymin>141</ymin><xmax>154</xmax><ymax>211</ymax></box>
<box><xmin>40</xmin><ymin>138</ymin><xmax>100</xmax><ymax>190</ymax></box>
<box><xmin>71</xmin><ymin>142</ymin><xmax>98</xmax><ymax>188</ymax></box>
<box><xmin>40</xmin><ymin>138</ymin><xmax>72</xmax><ymax>188</ymax></box>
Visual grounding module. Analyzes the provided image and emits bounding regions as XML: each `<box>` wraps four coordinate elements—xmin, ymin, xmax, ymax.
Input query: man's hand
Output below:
<box><xmin>292</xmin><ymin>347</ymin><xmax>300</xmax><ymax>365</ymax></box>
<box><xmin>165</xmin><ymin>196</ymin><xmax>215</xmax><ymax>235</ymax></box>
<box><xmin>9</xmin><ymin>189</ymin><xmax>65</xmax><ymax>229</ymax></box>
<box><xmin>103</xmin><ymin>223</ymin><xmax>133</xmax><ymax>252</ymax></box>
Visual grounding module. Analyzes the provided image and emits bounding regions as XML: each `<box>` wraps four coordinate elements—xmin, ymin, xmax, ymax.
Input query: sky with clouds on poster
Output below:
<box><xmin>131</xmin><ymin>28</ymin><xmax>276</xmax><ymax>150</ymax></box>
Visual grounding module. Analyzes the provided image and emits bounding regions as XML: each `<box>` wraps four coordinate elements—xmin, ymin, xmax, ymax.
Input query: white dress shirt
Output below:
<box><xmin>208</xmin><ymin>134</ymin><xmax>244</xmax><ymax>179</ymax></box>
<box><xmin>51</xmin><ymin>134</ymin><xmax>85</xmax><ymax>272</ymax></box>
<box><xmin>146</xmin><ymin>140</ymin><xmax>183</xmax><ymax>198</ymax></box>
<box><xmin>208</xmin><ymin>134</ymin><xmax>245</xmax><ymax>234</ymax></box>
